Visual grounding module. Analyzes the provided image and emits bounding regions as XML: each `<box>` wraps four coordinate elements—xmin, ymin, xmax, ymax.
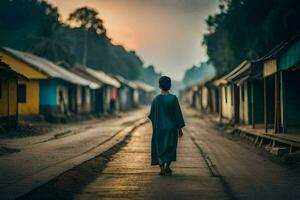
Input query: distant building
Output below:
<box><xmin>132</xmin><ymin>80</ymin><xmax>156</xmax><ymax>105</ymax></box>
<box><xmin>109</xmin><ymin>75</ymin><xmax>138</xmax><ymax>111</ymax></box>
<box><xmin>71</xmin><ymin>66</ymin><xmax>121</xmax><ymax>114</ymax></box>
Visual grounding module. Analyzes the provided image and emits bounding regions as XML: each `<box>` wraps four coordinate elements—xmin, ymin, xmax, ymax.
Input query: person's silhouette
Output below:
<box><xmin>148</xmin><ymin>76</ymin><xmax>185</xmax><ymax>176</ymax></box>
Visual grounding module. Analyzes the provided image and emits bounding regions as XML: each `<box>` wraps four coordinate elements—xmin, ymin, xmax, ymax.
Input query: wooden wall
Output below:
<box><xmin>0</xmin><ymin>79</ymin><xmax>17</xmax><ymax>117</ymax></box>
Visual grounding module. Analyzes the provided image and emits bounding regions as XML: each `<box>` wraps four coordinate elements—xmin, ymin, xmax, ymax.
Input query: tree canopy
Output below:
<box><xmin>68</xmin><ymin>7</ymin><xmax>106</xmax><ymax>35</ymax></box>
<box><xmin>0</xmin><ymin>0</ymin><xmax>160</xmax><ymax>83</ymax></box>
<box><xmin>203</xmin><ymin>0</ymin><xmax>300</xmax><ymax>76</ymax></box>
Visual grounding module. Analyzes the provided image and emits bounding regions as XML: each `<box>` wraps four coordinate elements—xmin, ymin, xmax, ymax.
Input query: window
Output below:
<box><xmin>18</xmin><ymin>84</ymin><xmax>26</xmax><ymax>103</ymax></box>
<box><xmin>0</xmin><ymin>80</ymin><xmax>2</xmax><ymax>99</ymax></box>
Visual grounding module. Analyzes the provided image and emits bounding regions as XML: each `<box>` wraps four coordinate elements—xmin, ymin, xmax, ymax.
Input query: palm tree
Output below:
<box><xmin>27</xmin><ymin>23</ymin><xmax>74</xmax><ymax>64</ymax></box>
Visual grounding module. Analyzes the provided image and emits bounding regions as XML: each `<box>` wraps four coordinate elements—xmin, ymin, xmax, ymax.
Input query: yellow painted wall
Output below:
<box><xmin>0</xmin><ymin>79</ymin><xmax>17</xmax><ymax>116</ymax></box>
<box><xmin>221</xmin><ymin>85</ymin><xmax>233</xmax><ymax>119</ymax></box>
<box><xmin>18</xmin><ymin>80</ymin><xmax>39</xmax><ymax>115</ymax></box>
<box><xmin>0</xmin><ymin>52</ymin><xmax>48</xmax><ymax>79</ymax></box>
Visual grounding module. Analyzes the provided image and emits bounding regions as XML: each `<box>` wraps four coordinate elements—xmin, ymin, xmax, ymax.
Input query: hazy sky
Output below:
<box><xmin>47</xmin><ymin>0</ymin><xmax>219</xmax><ymax>80</ymax></box>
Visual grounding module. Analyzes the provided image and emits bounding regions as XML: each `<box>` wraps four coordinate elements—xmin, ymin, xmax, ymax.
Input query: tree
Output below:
<box><xmin>27</xmin><ymin>23</ymin><xmax>74</xmax><ymax>64</ymax></box>
<box><xmin>68</xmin><ymin>7</ymin><xmax>106</xmax><ymax>65</ymax></box>
<box><xmin>68</xmin><ymin>7</ymin><xmax>106</xmax><ymax>35</ymax></box>
<box><xmin>0</xmin><ymin>0</ymin><xmax>73</xmax><ymax>64</ymax></box>
<box><xmin>203</xmin><ymin>0</ymin><xmax>300</xmax><ymax>77</ymax></box>
<box><xmin>0</xmin><ymin>1</ymin><xmax>158</xmax><ymax>82</ymax></box>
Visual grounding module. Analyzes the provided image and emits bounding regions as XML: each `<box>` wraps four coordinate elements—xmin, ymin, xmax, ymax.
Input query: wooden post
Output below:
<box><xmin>280</xmin><ymin>72</ymin><xmax>287</xmax><ymax>133</ymax></box>
<box><xmin>233</xmin><ymin>84</ymin><xmax>239</xmax><ymax>124</ymax></box>
<box><xmin>219</xmin><ymin>86</ymin><xmax>223</xmax><ymax>123</ymax></box>
<box><xmin>264</xmin><ymin>78</ymin><xmax>268</xmax><ymax>133</ymax></box>
<box><xmin>278</xmin><ymin>73</ymin><xmax>282</xmax><ymax>133</ymax></box>
<box><xmin>274</xmin><ymin>73</ymin><xmax>278</xmax><ymax>133</ymax></box>
<box><xmin>199</xmin><ymin>87</ymin><xmax>203</xmax><ymax>111</ymax></box>
<box><xmin>7</xmin><ymin>79</ymin><xmax>10</xmax><ymax>129</ymax></box>
<box><xmin>16</xmin><ymin>80</ymin><xmax>18</xmax><ymax>127</ymax></box>
<box><xmin>274</xmin><ymin>72</ymin><xmax>282</xmax><ymax>133</ymax></box>
<box><xmin>251</xmin><ymin>81</ymin><xmax>255</xmax><ymax>128</ymax></box>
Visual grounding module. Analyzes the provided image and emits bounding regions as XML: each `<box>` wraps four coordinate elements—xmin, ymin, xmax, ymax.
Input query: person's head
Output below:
<box><xmin>159</xmin><ymin>76</ymin><xmax>171</xmax><ymax>91</ymax></box>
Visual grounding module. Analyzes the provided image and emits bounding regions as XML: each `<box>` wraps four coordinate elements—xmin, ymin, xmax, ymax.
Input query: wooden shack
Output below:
<box><xmin>262</xmin><ymin>33</ymin><xmax>300</xmax><ymax>133</ymax></box>
<box><xmin>132</xmin><ymin>81</ymin><xmax>156</xmax><ymax>106</ymax></box>
<box><xmin>222</xmin><ymin>60</ymin><xmax>264</xmax><ymax>127</ymax></box>
<box><xmin>0</xmin><ymin>60</ymin><xmax>25</xmax><ymax>129</ymax></box>
<box><xmin>214</xmin><ymin>77</ymin><xmax>234</xmax><ymax>122</ymax></box>
<box><xmin>110</xmin><ymin>75</ymin><xmax>138</xmax><ymax>111</ymax></box>
<box><xmin>71</xmin><ymin>66</ymin><xmax>121</xmax><ymax>114</ymax></box>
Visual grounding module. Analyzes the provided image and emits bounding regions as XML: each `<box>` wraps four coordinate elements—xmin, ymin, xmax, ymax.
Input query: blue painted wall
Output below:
<box><xmin>279</xmin><ymin>39</ymin><xmax>300</xmax><ymax>70</ymax></box>
<box><xmin>39</xmin><ymin>79</ymin><xmax>69</xmax><ymax>106</ymax></box>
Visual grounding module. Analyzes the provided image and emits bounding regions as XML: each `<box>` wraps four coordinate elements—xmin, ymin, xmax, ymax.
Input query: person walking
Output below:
<box><xmin>148</xmin><ymin>76</ymin><xmax>185</xmax><ymax>176</ymax></box>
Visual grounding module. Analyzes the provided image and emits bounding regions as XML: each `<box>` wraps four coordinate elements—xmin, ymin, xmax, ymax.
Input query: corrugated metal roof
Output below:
<box><xmin>214</xmin><ymin>61</ymin><xmax>252</xmax><ymax>86</ymax></box>
<box><xmin>215</xmin><ymin>59</ymin><xmax>263</xmax><ymax>86</ymax></box>
<box><xmin>109</xmin><ymin>74</ymin><xmax>138</xmax><ymax>89</ymax></box>
<box><xmin>126</xmin><ymin>81</ymin><xmax>138</xmax><ymax>89</ymax></box>
<box><xmin>132</xmin><ymin>80</ymin><xmax>156</xmax><ymax>92</ymax></box>
<box><xmin>1</xmin><ymin>47</ymin><xmax>100</xmax><ymax>89</ymax></box>
<box><xmin>0</xmin><ymin>59</ymin><xmax>27</xmax><ymax>79</ymax></box>
<box><xmin>224</xmin><ymin>61</ymin><xmax>251</xmax><ymax>82</ymax></box>
<box><xmin>85</xmin><ymin>68</ymin><xmax>121</xmax><ymax>88</ymax></box>
<box><xmin>70</xmin><ymin>66</ymin><xmax>104</xmax><ymax>87</ymax></box>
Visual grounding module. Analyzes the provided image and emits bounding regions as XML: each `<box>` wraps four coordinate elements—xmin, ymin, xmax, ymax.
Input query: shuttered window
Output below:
<box><xmin>17</xmin><ymin>84</ymin><xmax>26</xmax><ymax>103</ymax></box>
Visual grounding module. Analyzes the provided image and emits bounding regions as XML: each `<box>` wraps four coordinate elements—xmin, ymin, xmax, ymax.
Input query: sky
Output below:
<box><xmin>47</xmin><ymin>0</ymin><xmax>219</xmax><ymax>80</ymax></box>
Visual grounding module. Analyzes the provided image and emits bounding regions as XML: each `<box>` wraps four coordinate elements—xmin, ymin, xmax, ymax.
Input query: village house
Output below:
<box><xmin>195</xmin><ymin>75</ymin><xmax>218</xmax><ymax>113</ymax></box>
<box><xmin>214</xmin><ymin>60</ymin><xmax>264</xmax><ymax>127</ymax></box>
<box><xmin>132</xmin><ymin>80</ymin><xmax>156</xmax><ymax>106</ymax></box>
<box><xmin>260</xmin><ymin>33</ymin><xmax>300</xmax><ymax>133</ymax></box>
<box><xmin>213</xmin><ymin>76</ymin><xmax>234</xmax><ymax>123</ymax></box>
<box><xmin>0</xmin><ymin>47</ymin><xmax>100</xmax><ymax>119</ymax></box>
<box><xmin>182</xmin><ymin>85</ymin><xmax>198</xmax><ymax>109</ymax></box>
<box><xmin>71</xmin><ymin>66</ymin><xmax>121</xmax><ymax>114</ymax></box>
<box><xmin>202</xmin><ymin>81</ymin><xmax>219</xmax><ymax>114</ymax></box>
<box><xmin>109</xmin><ymin>75</ymin><xmax>138</xmax><ymax>111</ymax></box>
<box><xmin>0</xmin><ymin>59</ymin><xmax>26</xmax><ymax>129</ymax></box>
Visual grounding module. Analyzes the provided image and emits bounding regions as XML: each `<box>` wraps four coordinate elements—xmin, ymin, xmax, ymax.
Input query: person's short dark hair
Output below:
<box><xmin>159</xmin><ymin>76</ymin><xmax>171</xmax><ymax>91</ymax></box>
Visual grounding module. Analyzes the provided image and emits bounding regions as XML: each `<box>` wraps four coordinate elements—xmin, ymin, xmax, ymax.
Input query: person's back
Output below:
<box><xmin>148</xmin><ymin>76</ymin><xmax>185</xmax><ymax>176</ymax></box>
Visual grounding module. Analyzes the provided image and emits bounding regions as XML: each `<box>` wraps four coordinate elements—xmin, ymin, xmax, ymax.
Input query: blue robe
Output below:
<box><xmin>148</xmin><ymin>94</ymin><xmax>185</xmax><ymax>165</ymax></box>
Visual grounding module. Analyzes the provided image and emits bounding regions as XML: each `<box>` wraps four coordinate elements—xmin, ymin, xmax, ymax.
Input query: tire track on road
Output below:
<box><xmin>186</xmin><ymin>127</ymin><xmax>239</xmax><ymax>200</ymax></box>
